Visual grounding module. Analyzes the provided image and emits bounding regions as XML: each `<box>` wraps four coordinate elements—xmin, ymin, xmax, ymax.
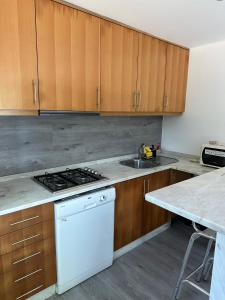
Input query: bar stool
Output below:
<box><xmin>172</xmin><ymin>222</ymin><xmax>216</xmax><ymax>300</ymax></box>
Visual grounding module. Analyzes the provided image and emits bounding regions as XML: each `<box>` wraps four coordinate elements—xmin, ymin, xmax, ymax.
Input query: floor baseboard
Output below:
<box><xmin>113</xmin><ymin>222</ymin><xmax>171</xmax><ymax>260</ymax></box>
<box><xmin>27</xmin><ymin>285</ymin><xmax>56</xmax><ymax>300</ymax></box>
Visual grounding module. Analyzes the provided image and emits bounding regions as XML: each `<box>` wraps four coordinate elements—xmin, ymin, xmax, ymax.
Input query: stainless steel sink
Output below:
<box><xmin>120</xmin><ymin>156</ymin><xmax>178</xmax><ymax>169</ymax></box>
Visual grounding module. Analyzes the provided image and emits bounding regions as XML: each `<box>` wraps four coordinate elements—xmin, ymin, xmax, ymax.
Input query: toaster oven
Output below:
<box><xmin>200</xmin><ymin>144</ymin><xmax>225</xmax><ymax>168</ymax></box>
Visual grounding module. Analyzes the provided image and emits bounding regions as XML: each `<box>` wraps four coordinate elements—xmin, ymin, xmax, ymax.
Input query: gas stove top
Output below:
<box><xmin>34</xmin><ymin>167</ymin><xmax>106</xmax><ymax>193</ymax></box>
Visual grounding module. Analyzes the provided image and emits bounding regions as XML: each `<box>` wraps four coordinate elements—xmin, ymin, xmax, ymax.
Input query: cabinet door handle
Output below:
<box><xmin>163</xmin><ymin>95</ymin><xmax>168</xmax><ymax>110</ymax></box>
<box><xmin>14</xmin><ymin>268</ymin><xmax>42</xmax><ymax>283</ymax></box>
<box><xmin>96</xmin><ymin>87</ymin><xmax>101</xmax><ymax>110</ymax></box>
<box><xmin>143</xmin><ymin>179</ymin><xmax>146</xmax><ymax>197</ymax></box>
<box><xmin>10</xmin><ymin>215</ymin><xmax>40</xmax><ymax>226</ymax></box>
<box><xmin>133</xmin><ymin>91</ymin><xmax>137</xmax><ymax>110</ymax></box>
<box><xmin>11</xmin><ymin>233</ymin><xmax>41</xmax><ymax>246</ymax></box>
<box><xmin>137</xmin><ymin>91</ymin><xmax>141</xmax><ymax>109</ymax></box>
<box><xmin>16</xmin><ymin>284</ymin><xmax>43</xmax><ymax>300</ymax></box>
<box><xmin>147</xmin><ymin>179</ymin><xmax>150</xmax><ymax>192</ymax></box>
<box><xmin>12</xmin><ymin>251</ymin><xmax>41</xmax><ymax>265</ymax></box>
<box><xmin>32</xmin><ymin>79</ymin><xmax>39</xmax><ymax>105</ymax></box>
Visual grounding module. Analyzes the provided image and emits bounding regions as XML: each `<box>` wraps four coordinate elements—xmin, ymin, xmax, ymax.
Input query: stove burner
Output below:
<box><xmin>34</xmin><ymin>167</ymin><xmax>106</xmax><ymax>193</ymax></box>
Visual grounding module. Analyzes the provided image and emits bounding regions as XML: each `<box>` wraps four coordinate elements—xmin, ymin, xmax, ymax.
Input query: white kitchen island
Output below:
<box><xmin>145</xmin><ymin>166</ymin><xmax>225</xmax><ymax>300</ymax></box>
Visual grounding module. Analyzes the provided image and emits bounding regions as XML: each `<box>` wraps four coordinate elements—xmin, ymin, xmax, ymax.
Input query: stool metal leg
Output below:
<box><xmin>196</xmin><ymin>239</ymin><xmax>214</xmax><ymax>282</ymax></box>
<box><xmin>203</xmin><ymin>257</ymin><xmax>214</xmax><ymax>281</ymax></box>
<box><xmin>172</xmin><ymin>232</ymin><xmax>199</xmax><ymax>300</ymax></box>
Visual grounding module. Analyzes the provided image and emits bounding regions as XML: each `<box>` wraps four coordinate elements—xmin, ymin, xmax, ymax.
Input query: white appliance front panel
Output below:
<box><xmin>55</xmin><ymin>199</ymin><xmax>114</xmax><ymax>294</ymax></box>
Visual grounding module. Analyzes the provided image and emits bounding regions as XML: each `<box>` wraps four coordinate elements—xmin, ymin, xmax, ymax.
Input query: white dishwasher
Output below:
<box><xmin>54</xmin><ymin>187</ymin><xmax>116</xmax><ymax>294</ymax></box>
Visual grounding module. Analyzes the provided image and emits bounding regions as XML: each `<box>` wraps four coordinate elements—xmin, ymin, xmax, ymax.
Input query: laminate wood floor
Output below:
<box><xmin>49</xmin><ymin>220</ymin><xmax>212</xmax><ymax>300</ymax></box>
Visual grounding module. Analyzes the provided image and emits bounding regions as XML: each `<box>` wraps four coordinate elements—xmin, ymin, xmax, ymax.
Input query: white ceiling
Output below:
<box><xmin>66</xmin><ymin>0</ymin><xmax>225</xmax><ymax>48</ymax></box>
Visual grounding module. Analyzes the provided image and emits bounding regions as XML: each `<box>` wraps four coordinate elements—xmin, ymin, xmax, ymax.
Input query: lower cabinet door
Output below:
<box><xmin>114</xmin><ymin>177</ymin><xmax>144</xmax><ymax>250</ymax></box>
<box><xmin>142</xmin><ymin>170</ymin><xmax>171</xmax><ymax>235</ymax></box>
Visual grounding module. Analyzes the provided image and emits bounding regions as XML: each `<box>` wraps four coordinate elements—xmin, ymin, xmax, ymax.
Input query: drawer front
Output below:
<box><xmin>0</xmin><ymin>203</ymin><xmax>54</xmax><ymax>236</ymax></box>
<box><xmin>0</xmin><ymin>255</ymin><xmax>56</xmax><ymax>300</ymax></box>
<box><xmin>0</xmin><ymin>220</ymin><xmax>54</xmax><ymax>255</ymax></box>
<box><xmin>0</xmin><ymin>238</ymin><xmax>55</xmax><ymax>275</ymax></box>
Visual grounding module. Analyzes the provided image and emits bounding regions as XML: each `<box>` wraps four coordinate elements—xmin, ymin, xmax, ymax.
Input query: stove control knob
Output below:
<box><xmin>84</xmin><ymin>167</ymin><xmax>88</xmax><ymax>171</ymax></box>
<box><xmin>94</xmin><ymin>171</ymin><xmax>98</xmax><ymax>175</ymax></box>
<box><xmin>100</xmin><ymin>195</ymin><xmax>106</xmax><ymax>202</ymax></box>
<box><xmin>91</xmin><ymin>170</ymin><xmax>95</xmax><ymax>174</ymax></box>
<box><xmin>88</xmin><ymin>169</ymin><xmax>92</xmax><ymax>173</ymax></box>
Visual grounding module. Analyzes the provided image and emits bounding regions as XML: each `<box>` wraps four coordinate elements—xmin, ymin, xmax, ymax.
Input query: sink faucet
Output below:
<box><xmin>138</xmin><ymin>144</ymin><xmax>145</xmax><ymax>160</ymax></box>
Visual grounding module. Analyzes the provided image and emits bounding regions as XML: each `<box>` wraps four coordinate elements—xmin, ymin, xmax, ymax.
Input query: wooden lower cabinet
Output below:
<box><xmin>114</xmin><ymin>171</ymin><xmax>170</xmax><ymax>250</ymax></box>
<box><xmin>0</xmin><ymin>203</ymin><xmax>56</xmax><ymax>300</ymax></box>
<box><xmin>142</xmin><ymin>170</ymin><xmax>171</xmax><ymax>235</ymax></box>
<box><xmin>170</xmin><ymin>169</ymin><xmax>193</xmax><ymax>184</ymax></box>
<box><xmin>114</xmin><ymin>177</ymin><xmax>144</xmax><ymax>250</ymax></box>
<box><xmin>114</xmin><ymin>169</ymin><xmax>194</xmax><ymax>250</ymax></box>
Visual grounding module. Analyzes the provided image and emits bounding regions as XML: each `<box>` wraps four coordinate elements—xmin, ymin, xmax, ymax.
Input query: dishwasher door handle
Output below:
<box><xmin>84</xmin><ymin>203</ymin><xmax>97</xmax><ymax>210</ymax></box>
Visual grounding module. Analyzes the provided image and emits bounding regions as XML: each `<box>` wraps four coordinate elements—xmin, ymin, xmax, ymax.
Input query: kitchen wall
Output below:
<box><xmin>162</xmin><ymin>40</ymin><xmax>225</xmax><ymax>155</ymax></box>
<box><xmin>0</xmin><ymin>115</ymin><xmax>162</xmax><ymax>176</ymax></box>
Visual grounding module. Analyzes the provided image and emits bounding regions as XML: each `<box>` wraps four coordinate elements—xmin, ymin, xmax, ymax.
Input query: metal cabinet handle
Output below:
<box><xmin>133</xmin><ymin>91</ymin><xmax>137</xmax><ymax>110</ymax></box>
<box><xmin>143</xmin><ymin>179</ymin><xmax>146</xmax><ymax>197</ymax></box>
<box><xmin>144</xmin><ymin>179</ymin><xmax>150</xmax><ymax>196</ymax></box>
<box><xmin>13</xmin><ymin>251</ymin><xmax>41</xmax><ymax>265</ymax></box>
<box><xmin>96</xmin><ymin>87</ymin><xmax>101</xmax><ymax>110</ymax></box>
<box><xmin>163</xmin><ymin>95</ymin><xmax>168</xmax><ymax>110</ymax></box>
<box><xmin>11</xmin><ymin>233</ymin><xmax>41</xmax><ymax>246</ymax></box>
<box><xmin>10</xmin><ymin>215</ymin><xmax>40</xmax><ymax>226</ymax></box>
<box><xmin>32</xmin><ymin>79</ymin><xmax>39</xmax><ymax>105</ymax></box>
<box><xmin>16</xmin><ymin>284</ymin><xmax>43</xmax><ymax>300</ymax></box>
<box><xmin>137</xmin><ymin>91</ymin><xmax>141</xmax><ymax>110</ymax></box>
<box><xmin>14</xmin><ymin>268</ymin><xmax>42</xmax><ymax>283</ymax></box>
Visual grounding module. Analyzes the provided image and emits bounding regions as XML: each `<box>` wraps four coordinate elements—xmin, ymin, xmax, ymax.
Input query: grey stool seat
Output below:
<box><xmin>172</xmin><ymin>222</ymin><xmax>216</xmax><ymax>300</ymax></box>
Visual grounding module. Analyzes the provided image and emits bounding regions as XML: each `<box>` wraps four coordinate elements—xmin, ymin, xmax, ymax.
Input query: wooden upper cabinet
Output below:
<box><xmin>36</xmin><ymin>0</ymin><xmax>100</xmax><ymax>111</ymax></box>
<box><xmin>0</xmin><ymin>0</ymin><xmax>38</xmax><ymax>111</ymax></box>
<box><xmin>0</xmin><ymin>0</ymin><xmax>189</xmax><ymax>115</ymax></box>
<box><xmin>137</xmin><ymin>34</ymin><xmax>167</xmax><ymax>113</ymax></box>
<box><xmin>164</xmin><ymin>44</ymin><xmax>189</xmax><ymax>113</ymax></box>
<box><xmin>100</xmin><ymin>20</ymin><xmax>139</xmax><ymax>112</ymax></box>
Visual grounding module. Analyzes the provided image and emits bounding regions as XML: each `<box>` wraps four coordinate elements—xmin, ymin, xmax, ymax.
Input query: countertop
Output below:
<box><xmin>0</xmin><ymin>151</ymin><xmax>213</xmax><ymax>216</ymax></box>
<box><xmin>145</xmin><ymin>165</ymin><xmax>225</xmax><ymax>234</ymax></box>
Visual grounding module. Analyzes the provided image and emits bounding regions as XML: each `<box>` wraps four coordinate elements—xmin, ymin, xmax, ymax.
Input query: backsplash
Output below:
<box><xmin>0</xmin><ymin>115</ymin><xmax>162</xmax><ymax>176</ymax></box>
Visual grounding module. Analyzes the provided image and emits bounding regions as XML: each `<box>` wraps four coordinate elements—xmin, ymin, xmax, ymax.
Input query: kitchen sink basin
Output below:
<box><xmin>120</xmin><ymin>156</ymin><xmax>178</xmax><ymax>169</ymax></box>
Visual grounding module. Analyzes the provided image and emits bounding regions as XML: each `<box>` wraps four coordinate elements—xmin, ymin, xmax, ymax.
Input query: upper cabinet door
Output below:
<box><xmin>0</xmin><ymin>0</ymin><xmax>38</xmax><ymax>111</ymax></box>
<box><xmin>100</xmin><ymin>20</ymin><xmax>139</xmax><ymax>113</ymax></box>
<box><xmin>164</xmin><ymin>45</ymin><xmax>189</xmax><ymax>113</ymax></box>
<box><xmin>137</xmin><ymin>34</ymin><xmax>167</xmax><ymax>113</ymax></box>
<box><xmin>36</xmin><ymin>0</ymin><xmax>100</xmax><ymax>111</ymax></box>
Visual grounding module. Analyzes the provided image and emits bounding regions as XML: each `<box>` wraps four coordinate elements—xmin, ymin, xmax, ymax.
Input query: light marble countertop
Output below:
<box><xmin>145</xmin><ymin>165</ymin><xmax>225</xmax><ymax>234</ymax></box>
<box><xmin>0</xmin><ymin>151</ymin><xmax>213</xmax><ymax>216</ymax></box>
